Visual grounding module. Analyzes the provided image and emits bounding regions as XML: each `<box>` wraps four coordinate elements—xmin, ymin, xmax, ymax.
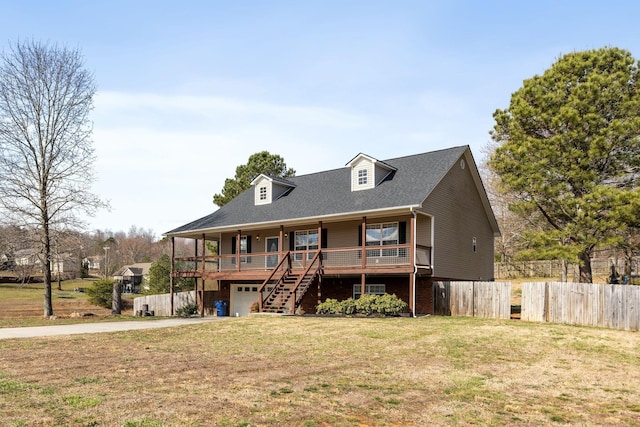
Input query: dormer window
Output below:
<box><xmin>346</xmin><ymin>153</ymin><xmax>396</xmax><ymax>192</ymax></box>
<box><xmin>251</xmin><ymin>174</ymin><xmax>296</xmax><ymax>205</ymax></box>
<box><xmin>358</xmin><ymin>169</ymin><xmax>368</xmax><ymax>185</ymax></box>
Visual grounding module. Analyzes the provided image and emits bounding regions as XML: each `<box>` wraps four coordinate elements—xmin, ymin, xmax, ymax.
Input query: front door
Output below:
<box><xmin>266</xmin><ymin>237</ymin><xmax>279</xmax><ymax>268</ymax></box>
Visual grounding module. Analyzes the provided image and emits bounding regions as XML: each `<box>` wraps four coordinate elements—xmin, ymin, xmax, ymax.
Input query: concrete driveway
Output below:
<box><xmin>0</xmin><ymin>317</ymin><xmax>225</xmax><ymax>340</ymax></box>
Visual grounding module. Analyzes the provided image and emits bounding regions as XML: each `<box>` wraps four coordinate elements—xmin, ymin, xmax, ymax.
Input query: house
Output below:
<box><xmin>165</xmin><ymin>146</ymin><xmax>500</xmax><ymax>317</ymax></box>
<box><xmin>83</xmin><ymin>256</ymin><xmax>101</xmax><ymax>272</ymax></box>
<box><xmin>51</xmin><ymin>253</ymin><xmax>81</xmax><ymax>278</ymax></box>
<box><xmin>0</xmin><ymin>253</ymin><xmax>13</xmax><ymax>270</ymax></box>
<box><xmin>13</xmin><ymin>249</ymin><xmax>43</xmax><ymax>272</ymax></box>
<box><xmin>114</xmin><ymin>263</ymin><xmax>152</xmax><ymax>293</ymax></box>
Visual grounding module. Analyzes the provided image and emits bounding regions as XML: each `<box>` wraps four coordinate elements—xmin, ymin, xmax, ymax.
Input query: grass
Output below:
<box><xmin>1</xmin><ymin>315</ymin><xmax>640</xmax><ymax>426</ymax></box>
<box><xmin>0</xmin><ymin>278</ymin><xmax>140</xmax><ymax>327</ymax></box>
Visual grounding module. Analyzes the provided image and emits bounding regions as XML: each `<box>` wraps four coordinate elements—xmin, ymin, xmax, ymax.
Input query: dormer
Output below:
<box><xmin>346</xmin><ymin>153</ymin><xmax>396</xmax><ymax>192</ymax></box>
<box><xmin>251</xmin><ymin>174</ymin><xmax>296</xmax><ymax>205</ymax></box>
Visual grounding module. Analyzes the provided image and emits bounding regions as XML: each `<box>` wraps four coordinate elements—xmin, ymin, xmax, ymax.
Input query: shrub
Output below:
<box><xmin>249</xmin><ymin>301</ymin><xmax>260</xmax><ymax>313</ymax></box>
<box><xmin>175</xmin><ymin>303</ymin><xmax>198</xmax><ymax>317</ymax></box>
<box><xmin>316</xmin><ymin>298</ymin><xmax>340</xmax><ymax>314</ymax></box>
<box><xmin>86</xmin><ymin>279</ymin><xmax>115</xmax><ymax>309</ymax></box>
<box><xmin>375</xmin><ymin>293</ymin><xmax>408</xmax><ymax>315</ymax></box>
<box><xmin>316</xmin><ymin>293</ymin><xmax>408</xmax><ymax>316</ymax></box>
<box><xmin>340</xmin><ymin>298</ymin><xmax>357</xmax><ymax>315</ymax></box>
<box><xmin>355</xmin><ymin>294</ymin><xmax>378</xmax><ymax>315</ymax></box>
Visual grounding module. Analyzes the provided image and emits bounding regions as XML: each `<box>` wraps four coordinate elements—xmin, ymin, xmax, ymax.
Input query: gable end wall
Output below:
<box><xmin>422</xmin><ymin>157</ymin><xmax>495</xmax><ymax>280</ymax></box>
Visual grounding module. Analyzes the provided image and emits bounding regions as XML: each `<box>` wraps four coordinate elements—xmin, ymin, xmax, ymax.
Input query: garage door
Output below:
<box><xmin>230</xmin><ymin>284</ymin><xmax>260</xmax><ymax>317</ymax></box>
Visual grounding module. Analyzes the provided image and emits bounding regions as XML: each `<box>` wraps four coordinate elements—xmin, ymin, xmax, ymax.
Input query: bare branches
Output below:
<box><xmin>0</xmin><ymin>40</ymin><xmax>104</xmax><ymax>315</ymax></box>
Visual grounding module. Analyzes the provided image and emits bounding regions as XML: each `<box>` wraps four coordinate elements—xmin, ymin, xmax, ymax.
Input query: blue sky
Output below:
<box><xmin>2</xmin><ymin>1</ymin><xmax>639</xmax><ymax>237</ymax></box>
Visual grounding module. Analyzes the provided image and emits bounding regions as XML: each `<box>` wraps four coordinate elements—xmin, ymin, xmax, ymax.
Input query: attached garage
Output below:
<box><xmin>230</xmin><ymin>284</ymin><xmax>260</xmax><ymax>317</ymax></box>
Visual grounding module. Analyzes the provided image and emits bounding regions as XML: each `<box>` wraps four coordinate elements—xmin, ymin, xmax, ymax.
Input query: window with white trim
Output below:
<box><xmin>294</xmin><ymin>230</ymin><xmax>318</xmax><ymax>260</ymax></box>
<box><xmin>358</xmin><ymin>169</ymin><xmax>368</xmax><ymax>185</ymax></box>
<box><xmin>259</xmin><ymin>186</ymin><xmax>267</xmax><ymax>201</ymax></box>
<box><xmin>353</xmin><ymin>284</ymin><xmax>386</xmax><ymax>299</ymax></box>
<box><xmin>366</xmin><ymin>222</ymin><xmax>399</xmax><ymax>257</ymax></box>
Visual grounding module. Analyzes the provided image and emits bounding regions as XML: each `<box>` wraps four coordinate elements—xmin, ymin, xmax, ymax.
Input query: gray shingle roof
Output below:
<box><xmin>167</xmin><ymin>145</ymin><xmax>469</xmax><ymax>235</ymax></box>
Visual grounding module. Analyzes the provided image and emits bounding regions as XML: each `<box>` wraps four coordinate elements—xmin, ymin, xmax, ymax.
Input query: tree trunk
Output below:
<box><xmin>623</xmin><ymin>247</ymin><xmax>633</xmax><ymax>280</ymax></box>
<box><xmin>560</xmin><ymin>259</ymin><xmax>568</xmax><ymax>282</ymax></box>
<box><xmin>578</xmin><ymin>249</ymin><xmax>593</xmax><ymax>283</ymax></box>
<box><xmin>43</xmin><ymin>226</ymin><xmax>53</xmax><ymax>317</ymax></box>
<box><xmin>112</xmin><ymin>281</ymin><xmax>122</xmax><ymax>314</ymax></box>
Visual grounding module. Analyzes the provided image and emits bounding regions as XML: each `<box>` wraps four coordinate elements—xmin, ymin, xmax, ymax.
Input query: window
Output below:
<box><xmin>240</xmin><ymin>236</ymin><xmax>248</xmax><ymax>262</ymax></box>
<box><xmin>366</xmin><ymin>222</ymin><xmax>399</xmax><ymax>257</ymax></box>
<box><xmin>472</xmin><ymin>237</ymin><xmax>477</xmax><ymax>253</ymax></box>
<box><xmin>294</xmin><ymin>230</ymin><xmax>318</xmax><ymax>260</ymax></box>
<box><xmin>358</xmin><ymin>169</ymin><xmax>368</xmax><ymax>185</ymax></box>
<box><xmin>353</xmin><ymin>284</ymin><xmax>385</xmax><ymax>299</ymax></box>
<box><xmin>259</xmin><ymin>186</ymin><xmax>267</xmax><ymax>201</ymax></box>
<box><xmin>231</xmin><ymin>236</ymin><xmax>250</xmax><ymax>264</ymax></box>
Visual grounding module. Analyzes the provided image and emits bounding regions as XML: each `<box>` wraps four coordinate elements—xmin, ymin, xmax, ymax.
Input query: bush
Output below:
<box><xmin>316</xmin><ymin>293</ymin><xmax>408</xmax><ymax>316</ymax></box>
<box><xmin>316</xmin><ymin>298</ymin><xmax>340</xmax><ymax>314</ymax></box>
<box><xmin>355</xmin><ymin>294</ymin><xmax>378</xmax><ymax>315</ymax></box>
<box><xmin>375</xmin><ymin>293</ymin><xmax>408</xmax><ymax>315</ymax></box>
<box><xmin>249</xmin><ymin>301</ymin><xmax>260</xmax><ymax>313</ymax></box>
<box><xmin>175</xmin><ymin>303</ymin><xmax>198</xmax><ymax>317</ymax></box>
<box><xmin>86</xmin><ymin>279</ymin><xmax>115</xmax><ymax>309</ymax></box>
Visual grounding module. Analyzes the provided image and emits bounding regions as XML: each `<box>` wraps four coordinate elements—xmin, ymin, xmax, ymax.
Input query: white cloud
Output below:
<box><xmin>88</xmin><ymin>91</ymin><xmax>376</xmax><ymax>236</ymax></box>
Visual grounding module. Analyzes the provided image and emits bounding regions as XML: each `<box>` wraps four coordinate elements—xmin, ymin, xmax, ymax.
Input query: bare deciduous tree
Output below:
<box><xmin>0</xmin><ymin>40</ymin><xmax>105</xmax><ymax>316</ymax></box>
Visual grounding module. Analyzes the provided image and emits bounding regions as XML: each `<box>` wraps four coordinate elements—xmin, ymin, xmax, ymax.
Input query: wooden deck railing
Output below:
<box><xmin>172</xmin><ymin>244</ymin><xmax>431</xmax><ymax>276</ymax></box>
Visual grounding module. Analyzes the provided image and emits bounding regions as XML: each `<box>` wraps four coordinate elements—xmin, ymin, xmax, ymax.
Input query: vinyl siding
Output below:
<box><xmin>416</xmin><ymin>215</ymin><xmax>432</xmax><ymax>247</ymax></box>
<box><xmin>219</xmin><ymin>216</ymin><xmax>415</xmax><ymax>254</ymax></box>
<box><xmin>253</xmin><ymin>177</ymin><xmax>271</xmax><ymax>205</ymax></box>
<box><xmin>350</xmin><ymin>158</ymin><xmax>374</xmax><ymax>191</ymax></box>
<box><xmin>421</xmin><ymin>156</ymin><xmax>495</xmax><ymax>280</ymax></box>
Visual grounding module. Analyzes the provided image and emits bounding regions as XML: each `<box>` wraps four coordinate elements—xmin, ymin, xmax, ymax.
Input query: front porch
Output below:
<box><xmin>169</xmin><ymin>215</ymin><xmax>433</xmax><ymax>316</ymax></box>
<box><xmin>171</xmin><ymin>246</ymin><xmax>432</xmax><ymax>316</ymax></box>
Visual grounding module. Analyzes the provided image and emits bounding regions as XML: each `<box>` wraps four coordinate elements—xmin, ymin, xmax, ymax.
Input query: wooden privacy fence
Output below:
<box><xmin>133</xmin><ymin>291</ymin><xmax>196</xmax><ymax>317</ymax></box>
<box><xmin>521</xmin><ymin>282</ymin><xmax>640</xmax><ymax>331</ymax></box>
<box><xmin>434</xmin><ymin>281</ymin><xmax>512</xmax><ymax>320</ymax></box>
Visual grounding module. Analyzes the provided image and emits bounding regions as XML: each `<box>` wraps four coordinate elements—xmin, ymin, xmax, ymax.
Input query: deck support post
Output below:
<box><xmin>236</xmin><ymin>230</ymin><xmax>241</xmax><ymax>271</ymax></box>
<box><xmin>201</xmin><ymin>234</ymin><xmax>206</xmax><ymax>316</ymax></box>
<box><xmin>279</xmin><ymin>226</ymin><xmax>284</xmax><ymax>265</ymax></box>
<box><xmin>361</xmin><ymin>217</ymin><xmax>367</xmax><ymax>297</ymax></box>
<box><xmin>170</xmin><ymin>237</ymin><xmax>175</xmax><ymax>316</ymax></box>
<box><xmin>194</xmin><ymin>238</ymin><xmax>199</xmax><ymax>313</ymax></box>
<box><xmin>410</xmin><ymin>214</ymin><xmax>416</xmax><ymax>316</ymax></box>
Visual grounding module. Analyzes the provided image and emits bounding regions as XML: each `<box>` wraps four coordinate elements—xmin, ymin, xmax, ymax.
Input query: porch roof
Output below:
<box><xmin>167</xmin><ymin>146</ymin><xmax>472</xmax><ymax>236</ymax></box>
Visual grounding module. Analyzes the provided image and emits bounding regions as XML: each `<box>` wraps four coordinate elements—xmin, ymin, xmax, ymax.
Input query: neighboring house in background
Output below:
<box><xmin>12</xmin><ymin>249</ymin><xmax>80</xmax><ymax>278</ymax></box>
<box><xmin>83</xmin><ymin>256</ymin><xmax>101</xmax><ymax>272</ymax></box>
<box><xmin>13</xmin><ymin>249</ymin><xmax>43</xmax><ymax>271</ymax></box>
<box><xmin>166</xmin><ymin>146</ymin><xmax>500</xmax><ymax>317</ymax></box>
<box><xmin>114</xmin><ymin>263</ymin><xmax>152</xmax><ymax>293</ymax></box>
<box><xmin>51</xmin><ymin>253</ymin><xmax>81</xmax><ymax>278</ymax></box>
<box><xmin>1</xmin><ymin>253</ymin><xmax>14</xmax><ymax>270</ymax></box>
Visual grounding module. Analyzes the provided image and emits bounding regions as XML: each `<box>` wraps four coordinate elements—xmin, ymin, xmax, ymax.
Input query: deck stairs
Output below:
<box><xmin>261</xmin><ymin>251</ymin><xmax>323</xmax><ymax>314</ymax></box>
<box><xmin>262</xmin><ymin>272</ymin><xmax>301</xmax><ymax>313</ymax></box>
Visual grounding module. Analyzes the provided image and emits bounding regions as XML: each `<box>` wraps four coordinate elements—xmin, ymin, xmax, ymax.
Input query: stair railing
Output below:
<box><xmin>259</xmin><ymin>252</ymin><xmax>291</xmax><ymax>312</ymax></box>
<box><xmin>290</xmin><ymin>250</ymin><xmax>322</xmax><ymax>314</ymax></box>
